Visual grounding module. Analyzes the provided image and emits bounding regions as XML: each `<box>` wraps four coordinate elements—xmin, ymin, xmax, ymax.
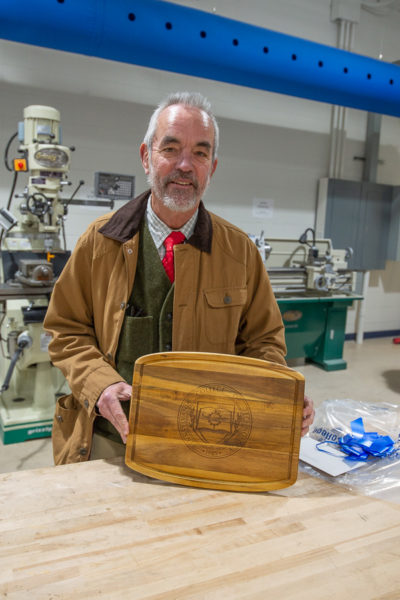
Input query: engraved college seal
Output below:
<box><xmin>178</xmin><ymin>383</ymin><xmax>252</xmax><ymax>458</ymax></box>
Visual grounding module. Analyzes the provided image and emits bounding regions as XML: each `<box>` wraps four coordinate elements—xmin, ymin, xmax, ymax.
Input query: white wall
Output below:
<box><xmin>1</xmin><ymin>0</ymin><xmax>400</xmax><ymax>336</ymax></box>
<box><xmin>0</xmin><ymin>82</ymin><xmax>331</xmax><ymax>248</ymax></box>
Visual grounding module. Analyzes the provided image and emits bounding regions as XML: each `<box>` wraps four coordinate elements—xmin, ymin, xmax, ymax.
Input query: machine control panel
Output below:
<box><xmin>94</xmin><ymin>172</ymin><xmax>135</xmax><ymax>200</ymax></box>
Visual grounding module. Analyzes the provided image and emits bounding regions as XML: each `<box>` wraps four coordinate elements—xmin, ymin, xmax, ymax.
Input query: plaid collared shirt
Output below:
<box><xmin>146</xmin><ymin>196</ymin><xmax>198</xmax><ymax>259</ymax></box>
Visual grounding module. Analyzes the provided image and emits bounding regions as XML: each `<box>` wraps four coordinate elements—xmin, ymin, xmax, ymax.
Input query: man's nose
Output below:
<box><xmin>175</xmin><ymin>149</ymin><xmax>193</xmax><ymax>171</ymax></box>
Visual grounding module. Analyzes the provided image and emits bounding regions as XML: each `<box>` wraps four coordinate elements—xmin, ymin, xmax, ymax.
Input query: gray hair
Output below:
<box><xmin>143</xmin><ymin>91</ymin><xmax>219</xmax><ymax>162</ymax></box>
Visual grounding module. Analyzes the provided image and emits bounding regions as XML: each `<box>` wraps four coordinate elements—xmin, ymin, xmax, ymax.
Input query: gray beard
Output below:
<box><xmin>146</xmin><ymin>169</ymin><xmax>208</xmax><ymax>213</ymax></box>
<box><xmin>161</xmin><ymin>193</ymin><xmax>199</xmax><ymax>213</ymax></box>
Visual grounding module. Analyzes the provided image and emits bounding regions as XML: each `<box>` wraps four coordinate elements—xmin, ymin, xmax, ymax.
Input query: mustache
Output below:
<box><xmin>164</xmin><ymin>171</ymin><xmax>198</xmax><ymax>189</ymax></box>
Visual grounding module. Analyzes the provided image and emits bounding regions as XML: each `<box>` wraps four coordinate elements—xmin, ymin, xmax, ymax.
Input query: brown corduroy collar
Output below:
<box><xmin>99</xmin><ymin>189</ymin><xmax>213</xmax><ymax>254</ymax></box>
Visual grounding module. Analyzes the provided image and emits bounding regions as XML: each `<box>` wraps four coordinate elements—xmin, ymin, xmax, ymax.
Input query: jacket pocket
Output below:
<box><xmin>52</xmin><ymin>393</ymin><xmax>93</xmax><ymax>465</ymax></box>
<box><xmin>53</xmin><ymin>393</ymin><xmax>79</xmax><ymax>450</ymax></box>
<box><xmin>203</xmin><ymin>287</ymin><xmax>247</xmax><ymax>344</ymax></box>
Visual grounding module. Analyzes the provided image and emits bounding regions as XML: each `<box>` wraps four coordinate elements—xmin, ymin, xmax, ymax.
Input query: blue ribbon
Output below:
<box><xmin>317</xmin><ymin>418</ymin><xmax>395</xmax><ymax>461</ymax></box>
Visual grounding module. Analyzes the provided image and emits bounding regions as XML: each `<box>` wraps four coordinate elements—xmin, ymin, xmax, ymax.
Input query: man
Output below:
<box><xmin>44</xmin><ymin>91</ymin><xmax>314</xmax><ymax>464</ymax></box>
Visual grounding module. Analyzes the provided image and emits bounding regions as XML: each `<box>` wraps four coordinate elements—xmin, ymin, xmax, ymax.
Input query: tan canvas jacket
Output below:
<box><xmin>44</xmin><ymin>190</ymin><xmax>286</xmax><ymax>464</ymax></box>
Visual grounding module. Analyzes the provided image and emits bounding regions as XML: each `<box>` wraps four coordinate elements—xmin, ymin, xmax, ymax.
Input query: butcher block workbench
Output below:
<box><xmin>0</xmin><ymin>458</ymin><xmax>399</xmax><ymax>600</ymax></box>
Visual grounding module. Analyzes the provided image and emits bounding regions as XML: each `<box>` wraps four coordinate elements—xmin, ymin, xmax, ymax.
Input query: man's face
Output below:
<box><xmin>140</xmin><ymin>104</ymin><xmax>218</xmax><ymax>222</ymax></box>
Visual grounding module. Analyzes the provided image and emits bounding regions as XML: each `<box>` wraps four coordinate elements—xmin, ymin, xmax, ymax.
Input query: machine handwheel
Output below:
<box><xmin>26</xmin><ymin>193</ymin><xmax>49</xmax><ymax>217</ymax></box>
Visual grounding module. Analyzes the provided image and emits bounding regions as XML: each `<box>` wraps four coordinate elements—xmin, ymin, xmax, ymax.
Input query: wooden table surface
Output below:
<box><xmin>0</xmin><ymin>458</ymin><xmax>399</xmax><ymax>600</ymax></box>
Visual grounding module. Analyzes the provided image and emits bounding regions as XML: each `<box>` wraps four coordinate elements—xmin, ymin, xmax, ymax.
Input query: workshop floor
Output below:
<box><xmin>0</xmin><ymin>336</ymin><xmax>399</xmax><ymax>474</ymax></box>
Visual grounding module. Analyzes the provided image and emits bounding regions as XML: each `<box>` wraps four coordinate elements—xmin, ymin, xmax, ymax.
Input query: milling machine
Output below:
<box><xmin>0</xmin><ymin>105</ymin><xmax>75</xmax><ymax>444</ymax></box>
<box><xmin>251</xmin><ymin>228</ymin><xmax>362</xmax><ymax>371</ymax></box>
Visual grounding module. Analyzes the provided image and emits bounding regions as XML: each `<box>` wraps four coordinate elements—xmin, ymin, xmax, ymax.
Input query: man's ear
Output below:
<box><xmin>140</xmin><ymin>143</ymin><xmax>150</xmax><ymax>174</ymax></box>
<box><xmin>210</xmin><ymin>158</ymin><xmax>218</xmax><ymax>178</ymax></box>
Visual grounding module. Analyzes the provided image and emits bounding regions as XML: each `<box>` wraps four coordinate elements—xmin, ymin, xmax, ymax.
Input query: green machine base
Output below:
<box><xmin>0</xmin><ymin>417</ymin><xmax>52</xmax><ymax>445</ymax></box>
<box><xmin>0</xmin><ymin>386</ymin><xmax>56</xmax><ymax>445</ymax></box>
<box><xmin>0</xmin><ymin>357</ymin><xmax>67</xmax><ymax>445</ymax></box>
<box><xmin>277</xmin><ymin>295</ymin><xmax>362</xmax><ymax>371</ymax></box>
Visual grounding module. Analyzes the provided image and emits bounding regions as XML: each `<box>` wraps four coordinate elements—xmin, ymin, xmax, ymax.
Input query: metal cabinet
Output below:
<box><xmin>318</xmin><ymin>178</ymin><xmax>393</xmax><ymax>270</ymax></box>
<box><xmin>388</xmin><ymin>186</ymin><xmax>400</xmax><ymax>261</ymax></box>
<box><xmin>278</xmin><ymin>296</ymin><xmax>361</xmax><ymax>371</ymax></box>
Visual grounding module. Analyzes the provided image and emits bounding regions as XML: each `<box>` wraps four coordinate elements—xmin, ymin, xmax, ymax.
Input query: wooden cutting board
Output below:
<box><xmin>125</xmin><ymin>352</ymin><xmax>305</xmax><ymax>492</ymax></box>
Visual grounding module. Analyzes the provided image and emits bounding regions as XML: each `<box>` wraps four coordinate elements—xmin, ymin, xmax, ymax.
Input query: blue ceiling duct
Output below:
<box><xmin>1</xmin><ymin>0</ymin><xmax>400</xmax><ymax>117</ymax></box>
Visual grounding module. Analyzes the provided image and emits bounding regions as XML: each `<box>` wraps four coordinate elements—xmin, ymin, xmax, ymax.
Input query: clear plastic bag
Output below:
<box><xmin>300</xmin><ymin>398</ymin><xmax>400</xmax><ymax>501</ymax></box>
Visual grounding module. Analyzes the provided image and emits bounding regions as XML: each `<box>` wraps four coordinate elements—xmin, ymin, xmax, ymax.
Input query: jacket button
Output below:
<box><xmin>120</xmin><ymin>302</ymin><xmax>126</xmax><ymax>309</ymax></box>
<box><xmin>57</xmin><ymin>415</ymin><xmax>63</xmax><ymax>423</ymax></box>
<box><xmin>127</xmin><ymin>248</ymin><xmax>133</xmax><ymax>255</ymax></box>
<box><xmin>84</xmin><ymin>399</ymin><xmax>89</xmax><ymax>409</ymax></box>
<box><xmin>223</xmin><ymin>295</ymin><xmax>232</xmax><ymax>304</ymax></box>
<box><xmin>165</xmin><ymin>343</ymin><xmax>172</xmax><ymax>351</ymax></box>
<box><xmin>107</xmin><ymin>352</ymin><xmax>113</xmax><ymax>360</ymax></box>
<box><xmin>166</xmin><ymin>312</ymin><xmax>173</xmax><ymax>321</ymax></box>
<box><xmin>79</xmin><ymin>447</ymin><xmax>88</xmax><ymax>456</ymax></box>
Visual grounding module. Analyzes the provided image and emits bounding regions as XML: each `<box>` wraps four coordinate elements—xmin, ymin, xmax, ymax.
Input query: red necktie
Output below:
<box><xmin>162</xmin><ymin>231</ymin><xmax>186</xmax><ymax>283</ymax></box>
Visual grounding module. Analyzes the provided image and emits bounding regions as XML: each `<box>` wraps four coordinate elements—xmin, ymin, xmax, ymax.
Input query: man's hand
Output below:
<box><xmin>301</xmin><ymin>395</ymin><xmax>315</xmax><ymax>437</ymax></box>
<box><xmin>96</xmin><ymin>382</ymin><xmax>132</xmax><ymax>443</ymax></box>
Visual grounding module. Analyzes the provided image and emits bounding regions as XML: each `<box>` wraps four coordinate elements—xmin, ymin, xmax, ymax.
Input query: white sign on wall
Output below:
<box><xmin>252</xmin><ymin>198</ymin><xmax>274</xmax><ymax>218</ymax></box>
